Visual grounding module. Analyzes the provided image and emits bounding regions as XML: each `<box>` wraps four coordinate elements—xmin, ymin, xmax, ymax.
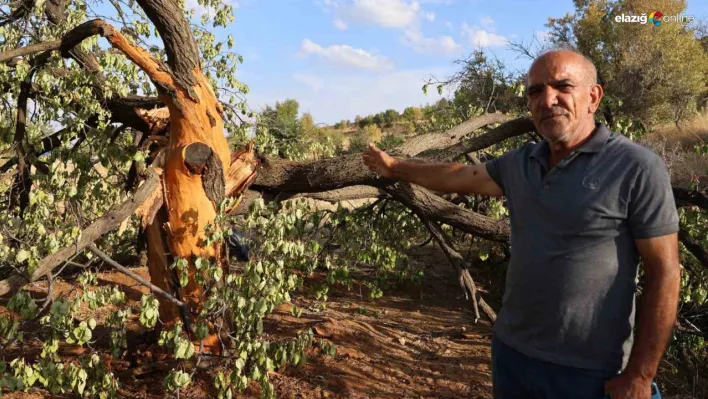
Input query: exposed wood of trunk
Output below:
<box><xmin>0</xmin><ymin>169</ymin><xmax>161</xmax><ymax>298</ymax></box>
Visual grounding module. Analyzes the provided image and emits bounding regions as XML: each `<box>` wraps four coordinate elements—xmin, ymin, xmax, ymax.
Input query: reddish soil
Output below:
<box><xmin>1</xmin><ymin>245</ymin><xmax>497</xmax><ymax>399</ymax></box>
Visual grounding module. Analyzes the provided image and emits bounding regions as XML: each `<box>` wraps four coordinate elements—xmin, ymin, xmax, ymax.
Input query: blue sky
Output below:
<box><xmin>191</xmin><ymin>0</ymin><xmax>708</xmax><ymax>125</ymax></box>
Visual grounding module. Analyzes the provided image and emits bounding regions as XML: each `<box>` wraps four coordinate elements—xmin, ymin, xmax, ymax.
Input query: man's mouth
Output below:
<box><xmin>541</xmin><ymin>114</ymin><xmax>566</xmax><ymax>122</ymax></box>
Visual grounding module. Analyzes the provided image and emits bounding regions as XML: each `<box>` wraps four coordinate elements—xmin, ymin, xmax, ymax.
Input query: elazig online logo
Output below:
<box><xmin>614</xmin><ymin>10</ymin><xmax>694</xmax><ymax>26</ymax></box>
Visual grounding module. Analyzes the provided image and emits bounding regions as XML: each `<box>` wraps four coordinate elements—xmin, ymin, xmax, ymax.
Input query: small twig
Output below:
<box><xmin>86</xmin><ymin>243</ymin><xmax>197</xmax><ymax>336</ymax></box>
<box><xmin>37</xmin><ymin>273</ymin><xmax>54</xmax><ymax>315</ymax></box>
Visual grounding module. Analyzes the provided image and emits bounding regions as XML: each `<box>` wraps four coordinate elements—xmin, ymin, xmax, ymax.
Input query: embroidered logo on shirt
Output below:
<box><xmin>583</xmin><ymin>176</ymin><xmax>600</xmax><ymax>190</ymax></box>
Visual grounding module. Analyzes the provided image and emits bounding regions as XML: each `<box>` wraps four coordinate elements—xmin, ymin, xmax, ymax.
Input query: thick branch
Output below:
<box><xmin>0</xmin><ymin>169</ymin><xmax>162</xmax><ymax>297</ymax></box>
<box><xmin>135</xmin><ymin>0</ymin><xmax>200</xmax><ymax>96</ymax></box>
<box><xmin>11</xmin><ymin>50</ymin><xmax>53</xmax><ymax>215</ymax></box>
<box><xmin>106</xmin><ymin>96</ymin><xmax>164</xmax><ymax>134</ymax></box>
<box><xmin>12</xmin><ymin>81</ymin><xmax>32</xmax><ymax>215</ymax></box>
<box><xmin>391</xmin><ymin>113</ymin><xmax>514</xmax><ymax>157</ymax></box>
<box><xmin>428</xmin><ymin>117</ymin><xmax>536</xmax><ymax>163</ymax></box>
<box><xmin>384</xmin><ymin>182</ymin><xmax>511</xmax><ymax>243</ymax></box>
<box><xmin>0</xmin><ymin>40</ymin><xmax>61</xmax><ymax>64</ymax></box>
<box><xmin>674</xmin><ymin>187</ymin><xmax>708</xmax><ymax>211</ymax></box>
<box><xmin>679</xmin><ymin>224</ymin><xmax>708</xmax><ymax>271</ymax></box>
<box><xmin>43</xmin><ymin>0</ymin><xmax>66</xmax><ymax>25</ymax></box>
<box><xmin>271</xmin><ymin>186</ymin><xmax>387</xmax><ymax>203</ymax></box>
<box><xmin>253</xmin><ymin>117</ymin><xmax>533</xmax><ymax>194</ymax></box>
<box><xmin>61</xmin><ymin>19</ymin><xmax>174</xmax><ymax>91</ymax></box>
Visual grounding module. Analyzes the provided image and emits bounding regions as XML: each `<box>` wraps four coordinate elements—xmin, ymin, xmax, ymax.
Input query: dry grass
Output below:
<box><xmin>649</xmin><ymin>111</ymin><xmax>708</xmax><ymax>150</ymax></box>
<box><xmin>640</xmin><ymin>112</ymin><xmax>708</xmax><ymax>188</ymax></box>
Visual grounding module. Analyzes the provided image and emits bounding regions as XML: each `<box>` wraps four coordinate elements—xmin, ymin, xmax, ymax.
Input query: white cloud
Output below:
<box><xmin>299</xmin><ymin>39</ymin><xmax>394</xmax><ymax>71</ymax></box>
<box><xmin>317</xmin><ymin>1</ymin><xmax>453</xmax><ymax>58</ymax></box>
<box><xmin>338</xmin><ymin>0</ymin><xmax>421</xmax><ymax>29</ymax></box>
<box><xmin>333</xmin><ymin>18</ymin><xmax>348</xmax><ymax>30</ymax></box>
<box><xmin>246</xmin><ymin>67</ymin><xmax>451</xmax><ymax>124</ymax></box>
<box><xmin>462</xmin><ymin>23</ymin><xmax>508</xmax><ymax>47</ymax></box>
<box><xmin>445</xmin><ymin>21</ymin><xmax>453</xmax><ymax>30</ymax></box>
<box><xmin>480</xmin><ymin>16</ymin><xmax>495</xmax><ymax>30</ymax></box>
<box><xmin>402</xmin><ymin>29</ymin><xmax>461</xmax><ymax>56</ymax></box>
<box><xmin>293</xmin><ymin>73</ymin><xmax>325</xmax><ymax>92</ymax></box>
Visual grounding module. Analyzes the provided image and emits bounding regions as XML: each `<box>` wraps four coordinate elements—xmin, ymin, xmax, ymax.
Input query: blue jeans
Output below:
<box><xmin>491</xmin><ymin>334</ymin><xmax>620</xmax><ymax>399</ymax></box>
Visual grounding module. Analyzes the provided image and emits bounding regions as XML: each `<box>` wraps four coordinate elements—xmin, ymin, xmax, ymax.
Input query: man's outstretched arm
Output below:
<box><xmin>362</xmin><ymin>143</ymin><xmax>503</xmax><ymax>197</ymax></box>
<box><xmin>605</xmin><ymin>233</ymin><xmax>681</xmax><ymax>399</ymax></box>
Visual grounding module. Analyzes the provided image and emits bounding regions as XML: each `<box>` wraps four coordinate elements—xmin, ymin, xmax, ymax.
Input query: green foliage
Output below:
<box><xmin>139</xmin><ymin>294</ymin><xmax>160</xmax><ymax>329</ymax></box>
<box><xmin>377</xmin><ymin>133</ymin><xmax>406</xmax><ymax>151</ymax></box>
<box><xmin>424</xmin><ymin>51</ymin><xmax>527</xmax><ymax>121</ymax></box>
<box><xmin>251</xmin><ymin>98</ymin><xmax>344</xmax><ymax>161</ymax></box>
<box><xmin>546</xmin><ymin>0</ymin><xmax>708</xmax><ymax>125</ymax></box>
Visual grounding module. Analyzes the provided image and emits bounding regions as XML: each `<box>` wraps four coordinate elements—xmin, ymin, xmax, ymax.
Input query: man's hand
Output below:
<box><xmin>362</xmin><ymin>143</ymin><xmax>397</xmax><ymax>178</ymax></box>
<box><xmin>604</xmin><ymin>372</ymin><xmax>653</xmax><ymax>399</ymax></box>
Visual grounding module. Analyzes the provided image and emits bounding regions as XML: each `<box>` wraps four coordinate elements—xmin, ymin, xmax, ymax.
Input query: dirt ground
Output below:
<box><xmin>2</xmin><ymin>243</ymin><xmax>703</xmax><ymax>398</ymax></box>
<box><xmin>1</xmin><ymin>245</ymin><xmax>497</xmax><ymax>399</ymax></box>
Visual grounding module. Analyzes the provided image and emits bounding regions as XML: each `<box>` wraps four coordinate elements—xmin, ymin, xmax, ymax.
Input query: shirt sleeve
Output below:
<box><xmin>628</xmin><ymin>157</ymin><xmax>680</xmax><ymax>239</ymax></box>
<box><xmin>485</xmin><ymin>149</ymin><xmax>518</xmax><ymax>197</ymax></box>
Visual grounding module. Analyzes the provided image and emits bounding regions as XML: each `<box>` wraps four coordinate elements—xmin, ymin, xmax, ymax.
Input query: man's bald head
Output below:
<box><xmin>525</xmin><ymin>46</ymin><xmax>603</xmax><ymax>145</ymax></box>
<box><xmin>528</xmin><ymin>47</ymin><xmax>598</xmax><ymax>86</ymax></box>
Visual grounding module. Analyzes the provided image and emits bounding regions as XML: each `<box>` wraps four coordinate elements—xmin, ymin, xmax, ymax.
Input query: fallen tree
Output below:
<box><xmin>1</xmin><ymin>1</ymin><xmax>707</xmax><ymax>397</ymax></box>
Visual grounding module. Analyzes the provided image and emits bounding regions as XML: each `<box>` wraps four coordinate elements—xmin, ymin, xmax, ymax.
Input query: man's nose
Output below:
<box><xmin>539</xmin><ymin>87</ymin><xmax>558</xmax><ymax>109</ymax></box>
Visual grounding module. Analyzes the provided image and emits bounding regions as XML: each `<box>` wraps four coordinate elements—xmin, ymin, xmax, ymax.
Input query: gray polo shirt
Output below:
<box><xmin>486</xmin><ymin>122</ymin><xmax>679</xmax><ymax>372</ymax></box>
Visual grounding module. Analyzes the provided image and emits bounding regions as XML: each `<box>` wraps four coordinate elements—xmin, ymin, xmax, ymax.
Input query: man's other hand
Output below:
<box><xmin>604</xmin><ymin>372</ymin><xmax>652</xmax><ymax>399</ymax></box>
<box><xmin>362</xmin><ymin>143</ymin><xmax>397</xmax><ymax>178</ymax></box>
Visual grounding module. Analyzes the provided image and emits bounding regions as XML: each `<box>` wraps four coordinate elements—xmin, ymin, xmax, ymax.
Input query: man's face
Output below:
<box><xmin>526</xmin><ymin>52</ymin><xmax>599</xmax><ymax>143</ymax></box>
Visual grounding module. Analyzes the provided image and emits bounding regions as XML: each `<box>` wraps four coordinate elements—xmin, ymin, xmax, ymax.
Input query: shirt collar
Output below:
<box><xmin>530</xmin><ymin>122</ymin><xmax>611</xmax><ymax>162</ymax></box>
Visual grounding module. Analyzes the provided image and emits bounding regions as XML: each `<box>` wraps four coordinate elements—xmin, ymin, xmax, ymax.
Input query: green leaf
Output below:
<box><xmin>15</xmin><ymin>249</ymin><xmax>29</xmax><ymax>263</ymax></box>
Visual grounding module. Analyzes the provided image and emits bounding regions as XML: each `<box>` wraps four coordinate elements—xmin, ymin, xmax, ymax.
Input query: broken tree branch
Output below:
<box><xmin>383</xmin><ymin>182</ymin><xmax>510</xmax><ymax>243</ymax></box>
<box><xmin>674</xmin><ymin>187</ymin><xmax>708</xmax><ymax>211</ymax></box>
<box><xmin>390</xmin><ymin>113</ymin><xmax>514</xmax><ymax>158</ymax></box>
<box><xmin>253</xmin><ymin>117</ymin><xmax>534</xmax><ymax>194</ymax></box>
<box><xmin>60</xmin><ymin>19</ymin><xmax>175</xmax><ymax>91</ymax></box>
<box><xmin>11</xmin><ymin>50</ymin><xmax>54</xmax><ymax>216</ymax></box>
<box><xmin>679</xmin><ymin>223</ymin><xmax>708</xmax><ymax>271</ymax></box>
<box><xmin>0</xmin><ymin>168</ymin><xmax>162</xmax><ymax>298</ymax></box>
<box><xmin>422</xmin><ymin>218</ymin><xmax>496</xmax><ymax>323</ymax></box>
<box><xmin>0</xmin><ymin>40</ymin><xmax>61</xmax><ymax>64</ymax></box>
<box><xmin>428</xmin><ymin>117</ymin><xmax>536</xmax><ymax>163</ymax></box>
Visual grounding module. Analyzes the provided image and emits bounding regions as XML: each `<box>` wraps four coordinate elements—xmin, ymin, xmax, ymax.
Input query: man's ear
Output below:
<box><xmin>588</xmin><ymin>84</ymin><xmax>603</xmax><ymax>113</ymax></box>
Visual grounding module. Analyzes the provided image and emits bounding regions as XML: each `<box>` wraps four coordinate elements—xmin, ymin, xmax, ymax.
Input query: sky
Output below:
<box><xmin>190</xmin><ymin>0</ymin><xmax>708</xmax><ymax>125</ymax></box>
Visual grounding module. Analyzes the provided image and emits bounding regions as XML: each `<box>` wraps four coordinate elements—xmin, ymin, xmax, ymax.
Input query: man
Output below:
<box><xmin>362</xmin><ymin>48</ymin><xmax>680</xmax><ymax>399</ymax></box>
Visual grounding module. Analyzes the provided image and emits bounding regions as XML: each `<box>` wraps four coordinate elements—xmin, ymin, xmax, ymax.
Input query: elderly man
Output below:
<box><xmin>362</xmin><ymin>48</ymin><xmax>680</xmax><ymax>399</ymax></box>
